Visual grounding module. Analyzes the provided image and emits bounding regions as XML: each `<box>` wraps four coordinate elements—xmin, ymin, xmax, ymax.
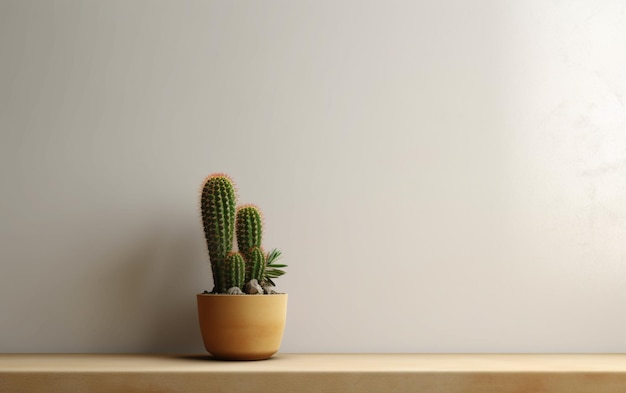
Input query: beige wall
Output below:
<box><xmin>1</xmin><ymin>0</ymin><xmax>625</xmax><ymax>352</ymax></box>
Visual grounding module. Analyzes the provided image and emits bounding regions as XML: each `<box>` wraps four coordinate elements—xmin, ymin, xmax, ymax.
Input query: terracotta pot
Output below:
<box><xmin>197</xmin><ymin>293</ymin><xmax>288</xmax><ymax>360</ymax></box>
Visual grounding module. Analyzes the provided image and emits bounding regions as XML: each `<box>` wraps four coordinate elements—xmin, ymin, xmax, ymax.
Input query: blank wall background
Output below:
<box><xmin>1</xmin><ymin>0</ymin><xmax>625</xmax><ymax>352</ymax></box>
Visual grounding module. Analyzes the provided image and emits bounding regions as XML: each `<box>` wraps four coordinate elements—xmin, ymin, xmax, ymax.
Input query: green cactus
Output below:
<box><xmin>200</xmin><ymin>174</ymin><xmax>286</xmax><ymax>293</ymax></box>
<box><xmin>225</xmin><ymin>252</ymin><xmax>245</xmax><ymax>289</ymax></box>
<box><xmin>236</xmin><ymin>205</ymin><xmax>263</xmax><ymax>258</ymax></box>
<box><xmin>247</xmin><ymin>246</ymin><xmax>266</xmax><ymax>283</ymax></box>
<box><xmin>236</xmin><ymin>205</ymin><xmax>266</xmax><ymax>283</ymax></box>
<box><xmin>200</xmin><ymin>174</ymin><xmax>236</xmax><ymax>293</ymax></box>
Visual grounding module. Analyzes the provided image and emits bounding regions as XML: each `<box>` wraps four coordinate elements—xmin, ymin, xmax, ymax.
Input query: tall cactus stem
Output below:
<box><xmin>200</xmin><ymin>174</ymin><xmax>236</xmax><ymax>293</ymax></box>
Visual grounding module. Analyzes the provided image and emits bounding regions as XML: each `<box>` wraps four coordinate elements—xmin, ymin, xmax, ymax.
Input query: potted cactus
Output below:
<box><xmin>197</xmin><ymin>174</ymin><xmax>288</xmax><ymax>360</ymax></box>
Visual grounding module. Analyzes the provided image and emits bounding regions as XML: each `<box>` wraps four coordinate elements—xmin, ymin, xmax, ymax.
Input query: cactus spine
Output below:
<box><xmin>200</xmin><ymin>174</ymin><xmax>236</xmax><ymax>293</ymax></box>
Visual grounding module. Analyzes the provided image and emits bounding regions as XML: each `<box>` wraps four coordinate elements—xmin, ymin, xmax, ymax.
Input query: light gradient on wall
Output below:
<box><xmin>1</xmin><ymin>0</ymin><xmax>625</xmax><ymax>352</ymax></box>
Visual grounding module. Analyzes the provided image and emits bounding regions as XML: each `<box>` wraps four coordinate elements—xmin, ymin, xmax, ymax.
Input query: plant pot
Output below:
<box><xmin>197</xmin><ymin>293</ymin><xmax>288</xmax><ymax>360</ymax></box>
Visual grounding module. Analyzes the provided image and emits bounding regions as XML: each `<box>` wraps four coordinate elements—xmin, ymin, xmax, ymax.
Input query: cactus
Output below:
<box><xmin>236</xmin><ymin>205</ymin><xmax>265</xmax><ymax>282</ymax></box>
<box><xmin>236</xmin><ymin>205</ymin><xmax>263</xmax><ymax>257</ymax></box>
<box><xmin>200</xmin><ymin>173</ymin><xmax>286</xmax><ymax>293</ymax></box>
<box><xmin>247</xmin><ymin>246</ymin><xmax>266</xmax><ymax>283</ymax></box>
<box><xmin>225</xmin><ymin>252</ymin><xmax>245</xmax><ymax>289</ymax></box>
<box><xmin>200</xmin><ymin>174</ymin><xmax>236</xmax><ymax>293</ymax></box>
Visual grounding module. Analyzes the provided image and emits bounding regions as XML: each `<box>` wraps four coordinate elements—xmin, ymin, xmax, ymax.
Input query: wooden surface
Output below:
<box><xmin>2</xmin><ymin>354</ymin><xmax>626</xmax><ymax>392</ymax></box>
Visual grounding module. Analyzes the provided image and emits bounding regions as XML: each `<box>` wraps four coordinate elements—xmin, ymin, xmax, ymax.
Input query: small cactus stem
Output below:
<box><xmin>236</xmin><ymin>205</ymin><xmax>263</xmax><ymax>261</ymax></box>
<box><xmin>225</xmin><ymin>252</ymin><xmax>245</xmax><ymax>289</ymax></box>
<box><xmin>200</xmin><ymin>174</ymin><xmax>237</xmax><ymax>293</ymax></box>
<box><xmin>247</xmin><ymin>246</ymin><xmax>266</xmax><ymax>283</ymax></box>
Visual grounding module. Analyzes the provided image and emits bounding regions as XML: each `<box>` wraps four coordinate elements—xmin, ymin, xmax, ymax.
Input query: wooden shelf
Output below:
<box><xmin>2</xmin><ymin>354</ymin><xmax>626</xmax><ymax>392</ymax></box>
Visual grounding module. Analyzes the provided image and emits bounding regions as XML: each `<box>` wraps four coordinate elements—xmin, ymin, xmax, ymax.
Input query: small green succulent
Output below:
<box><xmin>263</xmin><ymin>248</ymin><xmax>287</xmax><ymax>287</ymax></box>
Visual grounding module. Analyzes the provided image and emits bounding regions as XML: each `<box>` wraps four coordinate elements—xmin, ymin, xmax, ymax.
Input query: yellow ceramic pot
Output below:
<box><xmin>197</xmin><ymin>293</ymin><xmax>288</xmax><ymax>360</ymax></box>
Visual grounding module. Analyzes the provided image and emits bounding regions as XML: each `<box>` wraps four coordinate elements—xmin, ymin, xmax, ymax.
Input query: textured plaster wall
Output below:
<box><xmin>1</xmin><ymin>0</ymin><xmax>625</xmax><ymax>352</ymax></box>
